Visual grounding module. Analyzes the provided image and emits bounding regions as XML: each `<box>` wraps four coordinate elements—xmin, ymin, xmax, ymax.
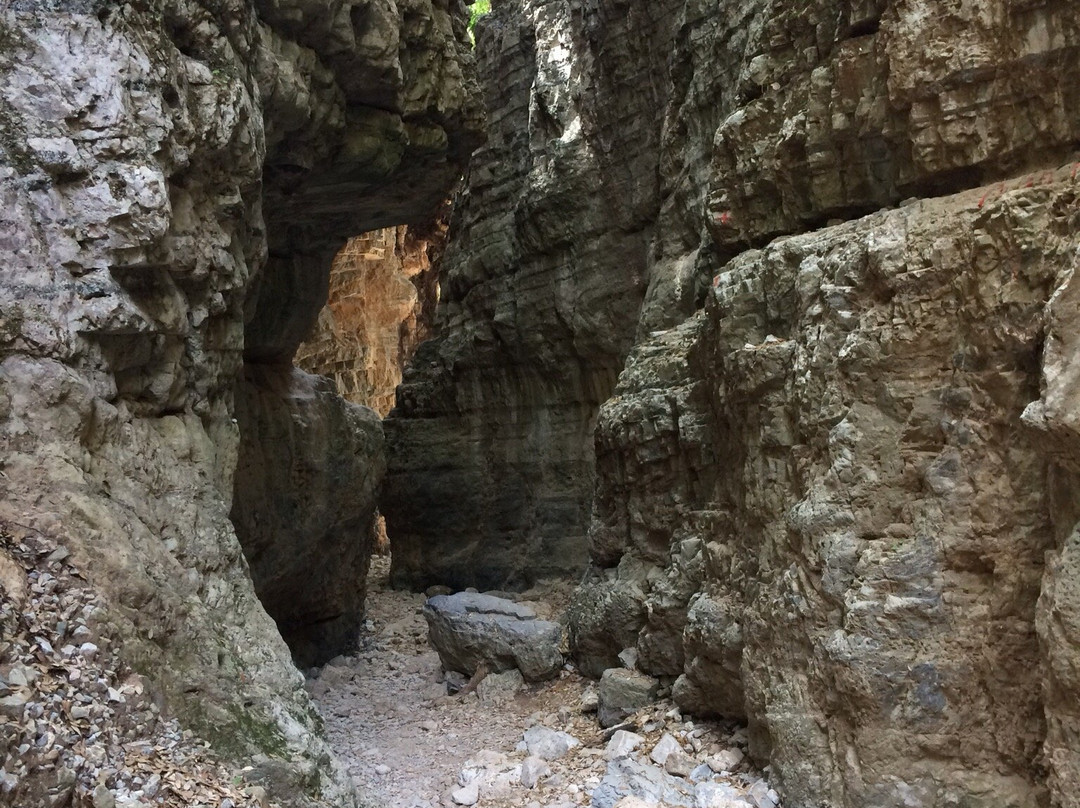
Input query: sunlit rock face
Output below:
<box><xmin>386</xmin><ymin>0</ymin><xmax>1080</xmax><ymax>806</ymax></box>
<box><xmin>297</xmin><ymin>222</ymin><xmax>446</xmax><ymax>418</ymax></box>
<box><xmin>0</xmin><ymin>2</ymin><xmax>480</xmax><ymax>805</ymax></box>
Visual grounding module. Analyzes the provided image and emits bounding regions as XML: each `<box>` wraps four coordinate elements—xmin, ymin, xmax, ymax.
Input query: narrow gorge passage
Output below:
<box><xmin>4</xmin><ymin>2</ymin><xmax>1080</xmax><ymax>808</ymax></box>
<box><xmin>306</xmin><ymin>558</ymin><xmax>778</xmax><ymax>808</ymax></box>
<box><xmin>292</xmin><ymin>228</ymin><xmax>781</xmax><ymax>808</ymax></box>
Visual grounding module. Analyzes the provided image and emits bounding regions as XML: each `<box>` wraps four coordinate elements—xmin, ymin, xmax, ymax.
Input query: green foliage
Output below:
<box><xmin>469</xmin><ymin>0</ymin><xmax>491</xmax><ymax>36</ymax></box>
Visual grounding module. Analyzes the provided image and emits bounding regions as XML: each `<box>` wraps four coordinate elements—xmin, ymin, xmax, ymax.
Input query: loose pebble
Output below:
<box><xmin>0</xmin><ymin>531</ymin><xmax>259</xmax><ymax>808</ymax></box>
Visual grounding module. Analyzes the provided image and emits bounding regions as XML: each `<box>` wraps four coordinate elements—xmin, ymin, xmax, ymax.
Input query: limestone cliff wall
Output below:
<box><xmin>572</xmin><ymin>2</ymin><xmax>1080</xmax><ymax>808</ymax></box>
<box><xmin>297</xmin><ymin>221</ymin><xmax>446</xmax><ymax>417</ymax></box>
<box><xmin>385</xmin><ymin>0</ymin><xmax>1080</xmax><ymax>806</ymax></box>
<box><xmin>0</xmin><ymin>2</ymin><xmax>480</xmax><ymax>806</ymax></box>
<box><xmin>579</xmin><ymin>174</ymin><xmax>1080</xmax><ymax>807</ymax></box>
<box><xmin>383</xmin><ymin>0</ymin><xmax>675</xmax><ymax>590</ymax></box>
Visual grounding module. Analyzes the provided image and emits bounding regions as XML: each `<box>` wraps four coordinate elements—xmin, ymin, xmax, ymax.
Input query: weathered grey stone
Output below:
<box><xmin>665</xmin><ymin>750</ymin><xmax>696</xmax><ymax>779</ymax></box>
<box><xmin>451</xmin><ymin>782</ymin><xmax>478</xmax><ymax>807</ymax></box>
<box><xmin>649</xmin><ymin>734</ymin><xmax>683</xmax><ymax>767</ymax></box>
<box><xmin>694</xmin><ymin>782</ymin><xmax>751</xmax><ymax>808</ymax></box>
<box><xmin>671</xmin><ymin>591</ymin><xmax>745</xmax><ymax>719</ymax></box>
<box><xmin>424</xmin><ymin>593</ymin><xmax>564</xmax><ymax>681</ymax></box>
<box><xmin>477</xmin><ymin>669</ymin><xmax>525</xmax><ymax>705</ymax></box>
<box><xmin>443</xmin><ymin>670</ymin><xmax>469</xmax><ymax>695</ymax></box>
<box><xmin>520</xmin><ymin>756</ymin><xmax>551</xmax><ymax>789</ymax></box>
<box><xmin>19</xmin><ymin>2</ymin><xmax>1073</xmax><ymax>808</ymax></box>
<box><xmin>523</xmin><ymin>726</ymin><xmax>580</xmax><ymax>761</ymax></box>
<box><xmin>746</xmin><ymin>782</ymin><xmax>776</xmax><ymax>808</ymax></box>
<box><xmin>580</xmin><ymin>685</ymin><xmax>600</xmax><ymax>714</ymax></box>
<box><xmin>705</xmin><ymin>749</ymin><xmax>744</xmax><ymax>774</ymax></box>
<box><xmin>0</xmin><ymin>694</ymin><xmax>27</xmax><ymax>720</ymax></box>
<box><xmin>91</xmin><ymin>785</ymin><xmax>115</xmax><ymax>808</ymax></box>
<box><xmin>591</xmin><ymin>758</ymin><xmax>695</xmax><ymax>808</ymax></box>
<box><xmin>584</xmin><ymin>175</ymin><xmax>1080</xmax><ymax>807</ymax></box>
<box><xmin>597</xmin><ymin>669</ymin><xmax>660</xmax><ymax>729</ymax></box>
<box><xmin>569</xmin><ymin>577</ymin><xmax>649</xmax><ymax>679</ymax></box>
<box><xmin>689</xmin><ymin>765</ymin><xmax>714</xmax><ymax>784</ymax></box>
<box><xmin>527</xmin><ymin>4</ymin><xmax>1080</xmax><ymax>807</ymax></box>
<box><xmin>0</xmin><ymin>1</ymin><xmax>481</xmax><ymax>806</ymax></box>
<box><xmin>605</xmin><ymin>730</ymin><xmax>645</xmax><ymax>760</ymax></box>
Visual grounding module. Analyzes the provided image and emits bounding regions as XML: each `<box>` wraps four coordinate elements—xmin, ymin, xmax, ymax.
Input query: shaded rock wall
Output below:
<box><xmin>244</xmin><ymin>0</ymin><xmax>484</xmax><ymax>365</ymax></box>
<box><xmin>383</xmin><ymin>0</ymin><xmax>675</xmax><ymax>590</ymax></box>
<box><xmin>231</xmin><ymin>366</ymin><xmax>384</xmax><ymax>669</ymax></box>
<box><xmin>0</xmin><ymin>2</ymin><xmax>480</xmax><ymax>806</ymax></box>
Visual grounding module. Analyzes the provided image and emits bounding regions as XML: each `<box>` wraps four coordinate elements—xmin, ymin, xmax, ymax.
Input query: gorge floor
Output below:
<box><xmin>307</xmin><ymin>557</ymin><xmax>776</xmax><ymax>808</ymax></box>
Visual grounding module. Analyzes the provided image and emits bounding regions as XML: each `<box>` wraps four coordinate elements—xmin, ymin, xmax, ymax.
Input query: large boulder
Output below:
<box><xmin>423</xmin><ymin>593</ymin><xmax>564</xmax><ymax>681</ymax></box>
<box><xmin>597</xmin><ymin>668</ymin><xmax>661</xmax><ymax>728</ymax></box>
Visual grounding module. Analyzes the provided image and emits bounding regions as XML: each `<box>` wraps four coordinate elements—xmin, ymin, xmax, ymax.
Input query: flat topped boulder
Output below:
<box><xmin>424</xmin><ymin>592</ymin><xmax>564</xmax><ymax>682</ymax></box>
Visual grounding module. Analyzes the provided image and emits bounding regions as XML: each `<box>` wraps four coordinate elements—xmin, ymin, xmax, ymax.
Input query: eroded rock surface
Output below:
<box><xmin>0</xmin><ymin>2</ymin><xmax>480</xmax><ymax>806</ymax></box>
<box><xmin>383</xmin><ymin>0</ymin><xmax>672</xmax><ymax>590</ymax></box>
<box><xmin>576</xmin><ymin>81</ymin><xmax>1080</xmax><ymax>808</ymax></box>
<box><xmin>597</xmin><ymin>669</ymin><xmax>660</xmax><ymax>729</ymax></box>
<box><xmin>587</xmin><ymin>173</ymin><xmax>1080</xmax><ymax>806</ymax></box>
<box><xmin>424</xmin><ymin>592</ymin><xmax>564</xmax><ymax>682</ymax></box>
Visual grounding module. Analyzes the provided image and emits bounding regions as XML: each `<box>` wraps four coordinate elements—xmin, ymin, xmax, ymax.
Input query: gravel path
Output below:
<box><xmin>308</xmin><ymin>557</ymin><xmax>593</xmax><ymax>808</ymax></box>
<box><xmin>308</xmin><ymin>558</ymin><xmax>776</xmax><ymax>808</ymax></box>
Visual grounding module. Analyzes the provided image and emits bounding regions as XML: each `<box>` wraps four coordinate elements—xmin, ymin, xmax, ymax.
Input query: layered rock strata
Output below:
<box><xmin>297</xmin><ymin>221</ymin><xmax>446</xmax><ymax>417</ymax></box>
<box><xmin>581</xmin><ymin>171</ymin><xmax>1080</xmax><ymax>807</ymax></box>
<box><xmin>383</xmin><ymin>0</ymin><xmax>673</xmax><ymax>590</ymax></box>
<box><xmin>232</xmin><ymin>0</ymin><xmax>482</xmax><ymax>667</ymax></box>
<box><xmin>0</xmin><ymin>2</ymin><xmax>480</xmax><ymax>806</ymax></box>
<box><xmin>571</xmin><ymin>3</ymin><xmax>1080</xmax><ymax>808</ymax></box>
